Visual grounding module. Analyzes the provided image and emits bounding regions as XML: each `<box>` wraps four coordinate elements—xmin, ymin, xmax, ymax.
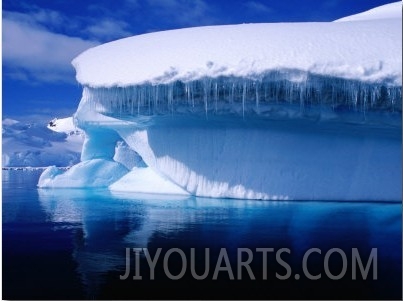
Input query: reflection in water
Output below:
<box><xmin>37</xmin><ymin>188</ymin><xmax>402</xmax><ymax>298</ymax></box>
<box><xmin>38</xmin><ymin>189</ymin><xmax>145</xmax><ymax>296</ymax></box>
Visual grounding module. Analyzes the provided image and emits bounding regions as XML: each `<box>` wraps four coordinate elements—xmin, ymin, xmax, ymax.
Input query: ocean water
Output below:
<box><xmin>2</xmin><ymin>169</ymin><xmax>402</xmax><ymax>299</ymax></box>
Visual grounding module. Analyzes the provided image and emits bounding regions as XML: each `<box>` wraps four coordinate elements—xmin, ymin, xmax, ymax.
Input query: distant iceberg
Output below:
<box><xmin>39</xmin><ymin>2</ymin><xmax>402</xmax><ymax>201</ymax></box>
<box><xmin>3</xmin><ymin>117</ymin><xmax>84</xmax><ymax>168</ymax></box>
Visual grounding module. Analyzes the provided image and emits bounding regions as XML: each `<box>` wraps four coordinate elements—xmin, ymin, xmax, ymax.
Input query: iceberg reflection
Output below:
<box><xmin>38</xmin><ymin>189</ymin><xmax>401</xmax><ymax>297</ymax></box>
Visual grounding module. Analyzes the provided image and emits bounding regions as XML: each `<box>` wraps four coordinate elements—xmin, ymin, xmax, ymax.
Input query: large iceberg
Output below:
<box><xmin>38</xmin><ymin>2</ymin><xmax>402</xmax><ymax>201</ymax></box>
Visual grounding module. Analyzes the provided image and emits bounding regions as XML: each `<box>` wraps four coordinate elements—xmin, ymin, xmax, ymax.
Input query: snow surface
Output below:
<box><xmin>73</xmin><ymin>4</ymin><xmax>402</xmax><ymax>87</ymax></box>
<box><xmin>47</xmin><ymin>117</ymin><xmax>77</xmax><ymax>133</ymax></box>
<box><xmin>3</xmin><ymin>117</ymin><xmax>84</xmax><ymax>167</ymax></box>
<box><xmin>39</xmin><ymin>3</ymin><xmax>402</xmax><ymax>200</ymax></box>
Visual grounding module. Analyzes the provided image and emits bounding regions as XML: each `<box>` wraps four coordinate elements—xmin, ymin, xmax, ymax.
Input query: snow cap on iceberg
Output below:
<box><xmin>72</xmin><ymin>2</ymin><xmax>402</xmax><ymax>87</ymax></box>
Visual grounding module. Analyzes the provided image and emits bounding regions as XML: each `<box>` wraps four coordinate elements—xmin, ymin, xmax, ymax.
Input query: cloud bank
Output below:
<box><xmin>3</xmin><ymin>14</ymin><xmax>99</xmax><ymax>83</ymax></box>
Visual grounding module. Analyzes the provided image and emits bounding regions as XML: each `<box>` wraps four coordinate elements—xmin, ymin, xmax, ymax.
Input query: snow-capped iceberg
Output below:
<box><xmin>39</xmin><ymin>2</ymin><xmax>402</xmax><ymax>201</ymax></box>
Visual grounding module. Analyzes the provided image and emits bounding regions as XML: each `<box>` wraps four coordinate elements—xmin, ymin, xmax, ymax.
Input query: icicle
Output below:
<box><xmin>118</xmin><ymin>88</ymin><xmax>123</xmax><ymax>116</ymax></box>
<box><xmin>230</xmin><ymin>83</ymin><xmax>235</xmax><ymax>104</ymax></box>
<box><xmin>203</xmin><ymin>78</ymin><xmax>209</xmax><ymax>117</ymax></box>
<box><xmin>82</xmin><ymin>72</ymin><xmax>401</xmax><ymax>120</ymax></box>
<box><xmin>299</xmin><ymin>85</ymin><xmax>304</xmax><ymax>111</ymax></box>
<box><xmin>137</xmin><ymin>87</ymin><xmax>140</xmax><ymax>115</ymax></box>
<box><xmin>191</xmin><ymin>82</ymin><xmax>195</xmax><ymax>108</ymax></box>
<box><xmin>214</xmin><ymin>82</ymin><xmax>218</xmax><ymax>112</ymax></box>
<box><xmin>168</xmin><ymin>83</ymin><xmax>174</xmax><ymax>113</ymax></box>
<box><xmin>184</xmin><ymin>82</ymin><xmax>189</xmax><ymax>106</ymax></box>
<box><xmin>242</xmin><ymin>81</ymin><xmax>246</xmax><ymax>118</ymax></box>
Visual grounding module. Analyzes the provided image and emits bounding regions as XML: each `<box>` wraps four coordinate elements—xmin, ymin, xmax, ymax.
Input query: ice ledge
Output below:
<box><xmin>79</xmin><ymin>73</ymin><xmax>402</xmax><ymax>119</ymax></box>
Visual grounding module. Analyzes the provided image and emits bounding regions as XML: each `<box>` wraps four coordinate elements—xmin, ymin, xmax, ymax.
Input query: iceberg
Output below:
<box><xmin>38</xmin><ymin>2</ymin><xmax>402</xmax><ymax>201</ymax></box>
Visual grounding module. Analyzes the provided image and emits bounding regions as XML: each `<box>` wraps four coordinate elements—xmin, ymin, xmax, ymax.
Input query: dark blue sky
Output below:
<box><xmin>2</xmin><ymin>0</ymin><xmax>396</xmax><ymax>121</ymax></box>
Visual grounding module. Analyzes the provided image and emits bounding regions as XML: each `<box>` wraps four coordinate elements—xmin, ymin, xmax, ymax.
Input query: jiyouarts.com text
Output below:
<box><xmin>119</xmin><ymin>247</ymin><xmax>377</xmax><ymax>281</ymax></box>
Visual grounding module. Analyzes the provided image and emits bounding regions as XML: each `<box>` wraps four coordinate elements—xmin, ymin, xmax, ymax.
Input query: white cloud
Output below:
<box><xmin>2</xmin><ymin>4</ymin><xmax>137</xmax><ymax>84</ymax></box>
<box><xmin>3</xmin><ymin>16</ymin><xmax>98</xmax><ymax>83</ymax></box>
<box><xmin>3</xmin><ymin>9</ymin><xmax>76</xmax><ymax>32</ymax></box>
<box><xmin>244</xmin><ymin>1</ymin><xmax>272</xmax><ymax>14</ymax></box>
<box><xmin>30</xmin><ymin>9</ymin><xmax>66</xmax><ymax>27</ymax></box>
<box><xmin>84</xmin><ymin>19</ymin><xmax>132</xmax><ymax>41</ymax></box>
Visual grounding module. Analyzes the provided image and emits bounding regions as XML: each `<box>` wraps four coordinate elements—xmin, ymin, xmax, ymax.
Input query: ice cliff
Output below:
<box><xmin>38</xmin><ymin>2</ymin><xmax>402</xmax><ymax>201</ymax></box>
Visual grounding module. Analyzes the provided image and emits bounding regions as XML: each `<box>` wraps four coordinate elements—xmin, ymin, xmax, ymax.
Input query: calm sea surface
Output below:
<box><xmin>2</xmin><ymin>170</ymin><xmax>402</xmax><ymax>299</ymax></box>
